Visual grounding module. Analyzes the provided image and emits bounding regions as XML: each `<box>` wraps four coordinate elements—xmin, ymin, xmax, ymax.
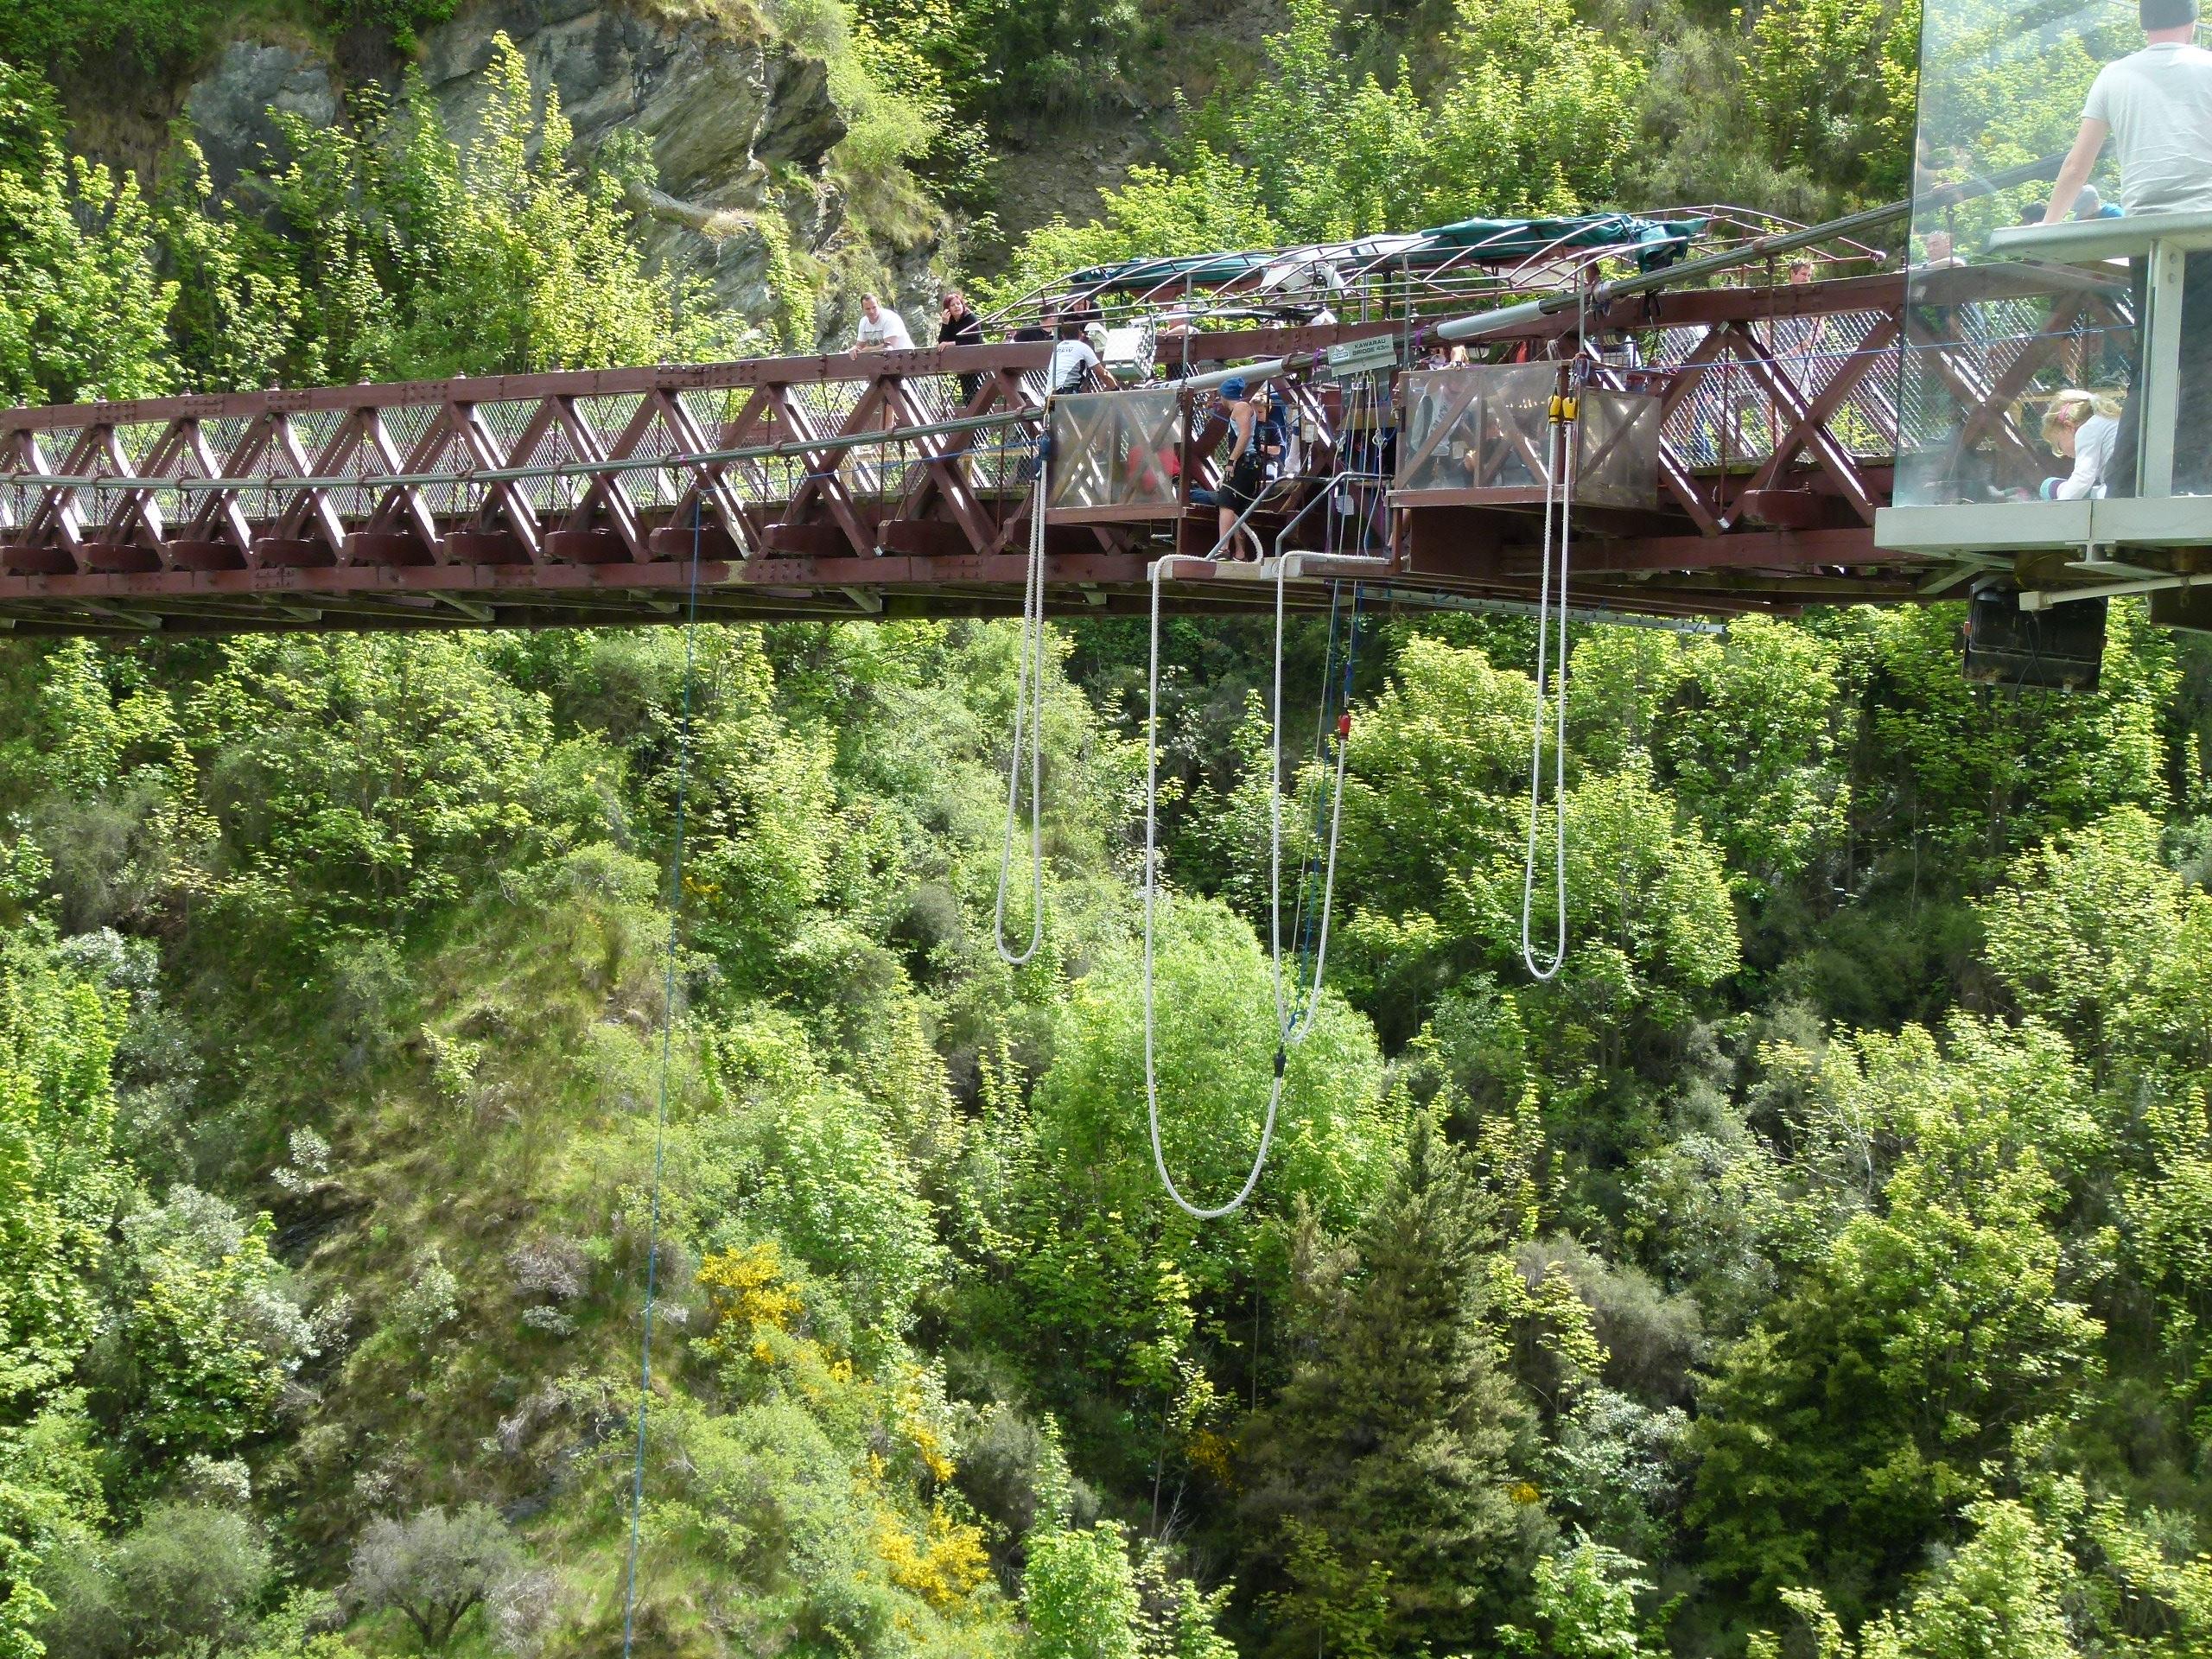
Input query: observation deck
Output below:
<box><xmin>1863</xmin><ymin>0</ymin><xmax>2212</xmax><ymax>643</ymax></box>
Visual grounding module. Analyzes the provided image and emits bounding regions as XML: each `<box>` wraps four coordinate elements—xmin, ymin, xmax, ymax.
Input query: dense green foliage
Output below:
<box><xmin>3</xmin><ymin>496</ymin><xmax>2211</xmax><ymax>1655</ymax></box>
<box><xmin>982</xmin><ymin>0</ymin><xmax>1921</xmax><ymax>292</ymax></box>
<box><xmin>5</xmin><ymin>499</ymin><xmax>2209</xmax><ymax>1658</ymax></box>
<box><xmin>0</xmin><ymin>41</ymin><xmax>745</xmax><ymax>404</ymax></box>
<box><xmin>4</xmin><ymin>0</ymin><xmax>2212</xmax><ymax>1653</ymax></box>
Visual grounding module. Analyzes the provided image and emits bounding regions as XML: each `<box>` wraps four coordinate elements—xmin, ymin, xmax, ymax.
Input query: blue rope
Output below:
<box><xmin>1286</xmin><ymin>581</ymin><xmax>1364</xmax><ymax>1025</ymax></box>
<box><xmin>620</xmin><ymin>494</ymin><xmax>705</xmax><ymax>1655</ymax></box>
<box><xmin>1282</xmin><ymin>586</ymin><xmax>1338</xmax><ymax>986</ymax></box>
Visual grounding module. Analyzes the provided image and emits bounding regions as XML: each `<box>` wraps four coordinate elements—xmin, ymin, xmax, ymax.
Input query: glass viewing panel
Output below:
<box><xmin>1046</xmin><ymin>391</ymin><xmax>1184</xmax><ymax>513</ymax></box>
<box><xmin>1574</xmin><ymin>390</ymin><xmax>1663</xmax><ymax>508</ymax></box>
<box><xmin>1899</xmin><ymin>0</ymin><xmax>2210</xmax><ymax>505</ymax></box>
<box><xmin>1396</xmin><ymin>366</ymin><xmax>1658</xmax><ymax>507</ymax></box>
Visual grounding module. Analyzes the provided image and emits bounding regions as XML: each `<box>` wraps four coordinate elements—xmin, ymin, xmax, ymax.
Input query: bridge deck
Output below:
<box><xmin>0</xmin><ymin>270</ymin><xmax>2099</xmax><ymax>633</ymax></box>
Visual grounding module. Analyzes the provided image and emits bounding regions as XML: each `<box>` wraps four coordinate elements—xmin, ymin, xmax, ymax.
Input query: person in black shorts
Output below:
<box><xmin>1215</xmin><ymin>377</ymin><xmax>1264</xmax><ymax>561</ymax></box>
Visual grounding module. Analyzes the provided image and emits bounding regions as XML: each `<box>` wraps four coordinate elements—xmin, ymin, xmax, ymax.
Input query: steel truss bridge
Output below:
<box><xmin>0</xmin><ymin>264</ymin><xmax>2122</xmax><ymax>634</ymax></box>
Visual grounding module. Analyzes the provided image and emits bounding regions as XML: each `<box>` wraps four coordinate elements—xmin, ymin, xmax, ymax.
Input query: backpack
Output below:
<box><xmin>1259</xmin><ymin>397</ymin><xmax>1296</xmax><ymax>479</ymax></box>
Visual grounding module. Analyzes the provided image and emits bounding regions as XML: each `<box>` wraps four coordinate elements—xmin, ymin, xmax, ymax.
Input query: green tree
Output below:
<box><xmin>107</xmin><ymin>1187</ymin><xmax>314</xmax><ymax>1459</ymax></box>
<box><xmin>1025</xmin><ymin>1523</ymin><xmax>1143</xmax><ymax>1659</ymax></box>
<box><xmin>1497</xmin><ymin>1533</ymin><xmax>1654</xmax><ymax>1658</ymax></box>
<box><xmin>1751</xmin><ymin>1501</ymin><xmax>2077</xmax><ymax>1659</ymax></box>
<box><xmin>153</xmin><ymin>139</ymin><xmax>323</xmax><ymax>394</ymax></box>
<box><xmin>0</xmin><ymin>69</ymin><xmax>173</xmax><ymax>406</ymax></box>
<box><xmin>2088</xmin><ymin>1498</ymin><xmax>2212</xmax><ymax>1656</ymax></box>
<box><xmin>182</xmin><ymin>634</ymin><xmax>560</xmax><ymax>944</ymax></box>
<box><xmin>1859</xmin><ymin>1499</ymin><xmax>2075</xmax><ymax>1659</ymax></box>
<box><xmin>1327</xmin><ymin>632</ymin><xmax>1738</xmax><ymax>1063</ymax></box>
<box><xmin>1689</xmin><ymin>1021</ymin><xmax>2104</xmax><ymax>1618</ymax></box>
<box><xmin>1216</xmin><ymin>0</ymin><xmax>1644</xmax><ymax>237</ymax></box>
<box><xmin>1827</xmin><ymin>601</ymin><xmax>2177</xmax><ymax>888</ymax></box>
<box><xmin>35</xmin><ymin>1503</ymin><xmax>272</xmax><ymax>1659</ymax></box>
<box><xmin>241</xmin><ymin>37</ymin><xmax>747</xmax><ymax>385</ymax></box>
<box><xmin>1742</xmin><ymin>0</ymin><xmax>1919</xmax><ymax>202</ymax></box>
<box><xmin>0</xmin><ymin>1402</ymin><xmax>101</xmax><ymax>1659</ymax></box>
<box><xmin>691</xmin><ymin>1012</ymin><xmax>945</xmax><ymax>1362</ymax></box>
<box><xmin>346</xmin><ymin>1504</ymin><xmax>521</xmax><ymax>1652</ymax></box>
<box><xmin>1980</xmin><ymin>804</ymin><xmax>2212</xmax><ymax>1077</ymax></box>
<box><xmin>1243</xmin><ymin>1114</ymin><xmax>1535</xmax><ymax>1651</ymax></box>
<box><xmin>0</xmin><ymin>932</ymin><xmax>127</xmax><ymax>1414</ymax></box>
<box><xmin>2117</xmin><ymin>1084</ymin><xmax>2212</xmax><ymax>1435</ymax></box>
<box><xmin>991</xmin><ymin>0</ymin><xmax>1642</xmax><ymax>289</ymax></box>
<box><xmin>1024</xmin><ymin>892</ymin><xmax>1395</xmax><ymax>1281</ymax></box>
<box><xmin>1661</xmin><ymin>617</ymin><xmax>1853</xmax><ymax>899</ymax></box>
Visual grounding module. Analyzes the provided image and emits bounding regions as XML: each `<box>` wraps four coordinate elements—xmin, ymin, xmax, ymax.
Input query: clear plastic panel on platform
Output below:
<box><xmin>1046</xmin><ymin>390</ymin><xmax>1184</xmax><ymax>513</ymax></box>
<box><xmin>1396</xmin><ymin>367</ymin><xmax>1658</xmax><ymax>506</ymax></box>
<box><xmin>1398</xmin><ymin>364</ymin><xmax>1553</xmax><ymax>493</ymax></box>
<box><xmin>1573</xmin><ymin>390</ymin><xmax>1663</xmax><ymax>508</ymax></box>
<box><xmin>1897</xmin><ymin>0</ymin><xmax>2193</xmax><ymax>505</ymax></box>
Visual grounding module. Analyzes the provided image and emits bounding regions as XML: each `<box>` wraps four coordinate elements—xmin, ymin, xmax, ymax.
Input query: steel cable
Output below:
<box><xmin>994</xmin><ymin>463</ymin><xmax>1050</xmax><ymax>964</ymax></box>
<box><xmin>619</xmin><ymin>494</ymin><xmax>707</xmax><ymax>1655</ymax></box>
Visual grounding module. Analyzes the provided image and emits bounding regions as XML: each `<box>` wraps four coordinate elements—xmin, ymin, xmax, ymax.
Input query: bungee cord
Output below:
<box><xmin>1267</xmin><ymin>553</ymin><xmax>1354</xmax><ymax>1047</ymax></box>
<box><xmin>1285</xmin><ymin>581</ymin><xmax>1362</xmax><ymax>1001</ymax></box>
<box><xmin>995</xmin><ymin>461</ymin><xmax>1050</xmax><ymax>965</ymax></box>
<box><xmin>1519</xmin><ymin>371</ymin><xmax>1577</xmax><ymax>982</ymax></box>
<box><xmin>1142</xmin><ymin>545</ymin><xmax>1357</xmax><ymax>1221</ymax></box>
<box><xmin>1143</xmin><ymin>556</ymin><xmax>1278</xmax><ymax>1220</ymax></box>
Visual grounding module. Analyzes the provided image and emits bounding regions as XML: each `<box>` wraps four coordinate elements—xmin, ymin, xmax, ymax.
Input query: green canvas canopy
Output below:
<box><xmin>1415</xmin><ymin>214</ymin><xmax>1708</xmax><ymax>270</ymax></box>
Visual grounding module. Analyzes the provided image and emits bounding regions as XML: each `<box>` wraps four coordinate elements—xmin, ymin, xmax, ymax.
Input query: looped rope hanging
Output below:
<box><xmin>1143</xmin><ymin>549</ymin><xmax>1356</xmax><ymax>1221</ymax></box>
<box><xmin>1520</xmin><ymin>373</ymin><xmax>1575</xmax><ymax>982</ymax></box>
<box><xmin>995</xmin><ymin>465</ymin><xmax>1050</xmax><ymax>965</ymax></box>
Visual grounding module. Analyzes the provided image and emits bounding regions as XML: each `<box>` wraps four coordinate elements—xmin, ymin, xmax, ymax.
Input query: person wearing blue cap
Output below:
<box><xmin>1215</xmin><ymin>377</ymin><xmax>1263</xmax><ymax>560</ymax></box>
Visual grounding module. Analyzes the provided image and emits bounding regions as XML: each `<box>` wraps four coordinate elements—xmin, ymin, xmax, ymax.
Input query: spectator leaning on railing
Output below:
<box><xmin>853</xmin><ymin>293</ymin><xmax>915</xmax><ymax>353</ymax></box>
<box><xmin>938</xmin><ymin>289</ymin><xmax>984</xmax><ymax>404</ymax></box>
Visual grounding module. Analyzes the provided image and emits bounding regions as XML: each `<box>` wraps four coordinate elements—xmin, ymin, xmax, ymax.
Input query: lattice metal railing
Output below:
<box><xmin>0</xmin><ymin>270</ymin><xmax>2123</xmax><ymax>588</ymax></box>
<box><xmin>0</xmin><ymin>347</ymin><xmax>1054</xmax><ymax>571</ymax></box>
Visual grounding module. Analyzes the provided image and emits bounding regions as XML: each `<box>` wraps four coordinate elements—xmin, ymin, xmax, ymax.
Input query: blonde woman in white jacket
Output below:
<box><xmin>2039</xmin><ymin>391</ymin><xmax>2121</xmax><ymax>499</ymax></box>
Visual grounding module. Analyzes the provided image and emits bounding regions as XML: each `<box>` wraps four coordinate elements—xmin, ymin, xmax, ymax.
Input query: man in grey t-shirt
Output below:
<box><xmin>2043</xmin><ymin>0</ymin><xmax>2212</xmax><ymax>490</ymax></box>
<box><xmin>2050</xmin><ymin>8</ymin><xmax>2212</xmax><ymax>215</ymax></box>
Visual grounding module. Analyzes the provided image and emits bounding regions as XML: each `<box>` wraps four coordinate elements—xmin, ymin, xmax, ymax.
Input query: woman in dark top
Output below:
<box><xmin>1215</xmin><ymin>377</ymin><xmax>1264</xmax><ymax>562</ymax></box>
<box><xmin>939</xmin><ymin>289</ymin><xmax>985</xmax><ymax>404</ymax></box>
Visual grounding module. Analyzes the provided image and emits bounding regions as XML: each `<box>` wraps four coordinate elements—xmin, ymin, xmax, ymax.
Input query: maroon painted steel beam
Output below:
<box><xmin>0</xmin><ymin>278</ymin><xmax>2041</xmax><ymax>635</ymax></box>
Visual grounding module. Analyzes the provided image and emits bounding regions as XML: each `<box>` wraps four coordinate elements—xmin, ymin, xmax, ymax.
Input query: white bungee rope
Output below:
<box><xmin>1519</xmin><ymin>373</ymin><xmax>1576</xmax><ymax>982</ymax></box>
<box><xmin>1142</xmin><ymin>550</ymin><xmax>1354</xmax><ymax>1220</ymax></box>
<box><xmin>1268</xmin><ymin>550</ymin><xmax>1351</xmax><ymax>1046</ymax></box>
<box><xmin>995</xmin><ymin>449</ymin><xmax>1050</xmax><ymax>964</ymax></box>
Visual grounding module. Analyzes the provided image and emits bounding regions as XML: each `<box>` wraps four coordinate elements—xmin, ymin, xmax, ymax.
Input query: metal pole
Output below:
<box><xmin>2020</xmin><ymin>569</ymin><xmax>2212</xmax><ymax>608</ymax></box>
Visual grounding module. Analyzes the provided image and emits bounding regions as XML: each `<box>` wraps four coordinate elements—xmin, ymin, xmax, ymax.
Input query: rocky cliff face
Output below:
<box><xmin>169</xmin><ymin>0</ymin><xmax>903</xmax><ymax>340</ymax></box>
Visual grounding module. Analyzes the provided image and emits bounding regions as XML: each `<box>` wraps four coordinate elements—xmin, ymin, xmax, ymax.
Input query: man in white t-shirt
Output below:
<box><xmin>853</xmin><ymin>293</ymin><xmax>915</xmax><ymax>353</ymax></box>
<box><xmin>2044</xmin><ymin>0</ymin><xmax>2212</xmax><ymax>490</ymax></box>
<box><xmin>1046</xmin><ymin>321</ymin><xmax>1119</xmax><ymax>396</ymax></box>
